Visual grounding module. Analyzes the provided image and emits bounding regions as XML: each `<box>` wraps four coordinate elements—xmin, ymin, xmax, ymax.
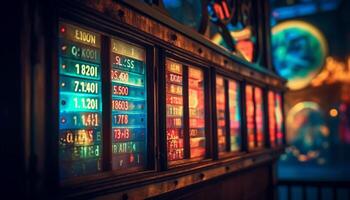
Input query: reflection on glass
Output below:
<box><xmin>166</xmin><ymin>60</ymin><xmax>184</xmax><ymax>161</ymax></box>
<box><xmin>245</xmin><ymin>85</ymin><xmax>255</xmax><ymax>149</ymax></box>
<box><xmin>189</xmin><ymin>67</ymin><xmax>206</xmax><ymax>158</ymax></box>
<box><xmin>255</xmin><ymin>87</ymin><xmax>265</xmax><ymax>147</ymax></box>
<box><xmin>228</xmin><ymin>80</ymin><xmax>241</xmax><ymax>151</ymax></box>
<box><xmin>216</xmin><ymin>76</ymin><xmax>226</xmax><ymax>153</ymax></box>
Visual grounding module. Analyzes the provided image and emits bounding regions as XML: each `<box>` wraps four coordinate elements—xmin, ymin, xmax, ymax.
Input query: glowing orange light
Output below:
<box><xmin>329</xmin><ymin>108</ymin><xmax>338</xmax><ymax>117</ymax></box>
<box><xmin>222</xmin><ymin>1</ymin><xmax>230</xmax><ymax>18</ymax></box>
<box><xmin>236</xmin><ymin>40</ymin><xmax>254</xmax><ymax>62</ymax></box>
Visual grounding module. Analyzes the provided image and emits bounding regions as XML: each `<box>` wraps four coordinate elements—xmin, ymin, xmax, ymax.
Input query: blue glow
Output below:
<box><xmin>271</xmin><ymin>0</ymin><xmax>341</xmax><ymax>20</ymax></box>
<box><xmin>163</xmin><ymin>0</ymin><xmax>203</xmax><ymax>30</ymax></box>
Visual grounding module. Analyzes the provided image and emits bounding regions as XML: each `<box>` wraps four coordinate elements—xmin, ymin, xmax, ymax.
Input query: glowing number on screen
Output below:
<box><xmin>73</xmin><ymin>97</ymin><xmax>98</xmax><ymax>110</ymax></box>
<box><xmin>73</xmin><ymin>115</ymin><xmax>78</xmax><ymax>125</ymax></box>
<box><xmin>112</xmin><ymin>100</ymin><xmax>129</xmax><ymax>111</ymax></box>
<box><xmin>170</xmin><ymin>74</ymin><xmax>182</xmax><ymax>83</ymax></box>
<box><xmin>75</xmin><ymin>63</ymin><xmax>98</xmax><ymax>77</ymax></box>
<box><xmin>82</xmin><ymin>113</ymin><xmax>99</xmax><ymax>126</ymax></box>
<box><xmin>114</xmin><ymin>128</ymin><xmax>130</xmax><ymax>140</ymax></box>
<box><xmin>111</xmin><ymin>70</ymin><xmax>129</xmax><ymax>82</ymax></box>
<box><xmin>119</xmin><ymin>72</ymin><xmax>129</xmax><ymax>82</ymax></box>
<box><xmin>115</xmin><ymin>55</ymin><xmax>135</xmax><ymax>69</ymax></box>
<box><xmin>66</xmin><ymin>131</ymin><xmax>74</xmax><ymax>144</ymax></box>
<box><xmin>113</xmin><ymin>85</ymin><xmax>129</xmax><ymax>96</ymax></box>
<box><xmin>115</xmin><ymin>55</ymin><xmax>121</xmax><ymax>65</ymax></box>
<box><xmin>124</xmin><ymin>58</ymin><xmax>134</xmax><ymax>69</ymax></box>
<box><xmin>116</xmin><ymin>114</ymin><xmax>128</xmax><ymax>124</ymax></box>
<box><xmin>74</xmin><ymin>81</ymin><xmax>98</xmax><ymax>94</ymax></box>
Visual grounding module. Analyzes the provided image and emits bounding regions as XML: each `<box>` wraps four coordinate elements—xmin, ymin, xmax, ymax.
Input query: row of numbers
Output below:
<box><xmin>75</xmin><ymin>63</ymin><xmax>98</xmax><ymax>77</ymax></box>
<box><xmin>73</xmin><ymin>97</ymin><xmax>99</xmax><ymax>110</ymax></box>
<box><xmin>74</xmin><ymin>81</ymin><xmax>98</xmax><ymax>94</ymax></box>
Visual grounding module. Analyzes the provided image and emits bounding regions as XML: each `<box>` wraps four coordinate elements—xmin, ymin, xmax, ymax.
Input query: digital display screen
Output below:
<box><xmin>245</xmin><ymin>85</ymin><xmax>255</xmax><ymax>149</ymax></box>
<box><xmin>275</xmin><ymin>93</ymin><xmax>284</xmax><ymax>145</ymax></box>
<box><xmin>110</xmin><ymin>38</ymin><xmax>147</xmax><ymax>170</ymax></box>
<box><xmin>188</xmin><ymin>67</ymin><xmax>205</xmax><ymax>158</ymax></box>
<box><xmin>58</xmin><ymin>22</ymin><xmax>102</xmax><ymax>179</ymax></box>
<box><xmin>254</xmin><ymin>87</ymin><xmax>265</xmax><ymax>147</ymax></box>
<box><xmin>216</xmin><ymin>76</ymin><xmax>226</xmax><ymax>153</ymax></box>
<box><xmin>268</xmin><ymin>91</ymin><xmax>283</xmax><ymax>146</ymax></box>
<box><xmin>228</xmin><ymin>80</ymin><xmax>241</xmax><ymax>151</ymax></box>
<box><xmin>166</xmin><ymin>60</ymin><xmax>184</xmax><ymax>161</ymax></box>
<box><xmin>268</xmin><ymin>91</ymin><xmax>276</xmax><ymax>147</ymax></box>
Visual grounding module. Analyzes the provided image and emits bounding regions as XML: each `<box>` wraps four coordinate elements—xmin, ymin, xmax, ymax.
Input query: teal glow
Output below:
<box><xmin>272</xmin><ymin>21</ymin><xmax>327</xmax><ymax>90</ymax></box>
<box><xmin>163</xmin><ymin>0</ymin><xmax>203</xmax><ymax>31</ymax></box>
<box><xmin>111</xmin><ymin>69</ymin><xmax>145</xmax><ymax>86</ymax></box>
<box><xmin>112</xmin><ymin>141</ymin><xmax>144</xmax><ymax>154</ymax></box>
<box><xmin>59</xmin><ymin>58</ymin><xmax>101</xmax><ymax>80</ymax></box>
<box><xmin>60</xmin><ymin>93</ymin><xmax>101</xmax><ymax>112</ymax></box>
<box><xmin>110</xmin><ymin>40</ymin><xmax>147</xmax><ymax>170</ymax></box>
<box><xmin>112</xmin><ymin>113</ymin><xmax>146</xmax><ymax>126</ymax></box>
<box><xmin>60</xmin><ymin>76</ymin><xmax>101</xmax><ymax>94</ymax></box>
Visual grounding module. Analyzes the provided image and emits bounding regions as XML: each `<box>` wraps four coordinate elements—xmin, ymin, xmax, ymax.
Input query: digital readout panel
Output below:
<box><xmin>228</xmin><ymin>80</ymin><xmax>241</xmax><ymax>151</ymax></box>
<box><xmin>268</xmin><ymin>91</ymin><xmax>276</xmax><ymax>147</ymax></box>
<box><xmin>216</xmin><ymin>76</ymin><xmax>226</xmax><ymax>153</ymax></box>
<box><xmin>166</xmin><ymin>60</ymin><xmax>184</xmax><ymax>161</ymax></box>
<box><xmin>245</xmin><ymin>85</ymin><xmax>255</xmax><ymax>149</ymax></box>
<box><xmin>58</xmin><ymin>22</ymin><xmax>102</xmax><ymax>180</ymax></box>
<box><xmin>110</xmin><ymin>38</ymin><xmax>147</xmax><ymax>170</ymax></box>
<box><xmin>254</xmin><ymin>87</ymin><xmax>265</xmax><ymax>147</ymax></box>
<box><xmin>275</xmin><ymin>93</ymin><xmax>283</xmax><ymax>145</ymax></box>
<box><xmin>188</xmin><ymin>67</ymin><xmax>205</xmax><ymax>158</ymax></box>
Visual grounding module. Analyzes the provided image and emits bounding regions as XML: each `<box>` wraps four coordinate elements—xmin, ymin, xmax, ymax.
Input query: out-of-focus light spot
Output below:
<box><xmin>60</xmin><ymin>27</ymin><xmax>66</xmax><ymax>33</ymax></box>
<box><xmin>292</xmin><ymin>149</ymin><xmax>300</xmax><ymax>156</ymax></box>
<box><xmin>311</xmin><ymin>57</ymin><xmax>350</xmax><ymax>87</ymax></box>
<box><xmin>281</xmin><ymin>154</ymin><xmax>288</xmax><ymax>161</ymax></box>
<box><xmin>320</xmin><ymin>125</ymin><xmax>330</xmax><ymax>137</ymax></box>
<box><xmin>340</xmin><ymin>104</ymin><xmax>347</xmax><ymax>112</ymax></box>
<box><xmin>322</xmin><ymin>142</ymin><xmax>329</xmax><ymax>149</ymax></box>
<box><xmin>284</xmin><ymin>101</ymin><xmax>330</xmax><ymax>164</ymax></box>
<box><xmin>329</xmin><ymin>108</ymin><xmax>338</xmax><ymax>117</ymax></box>
<box><xmin>307</xmin><ymin>151</ymin><xmax>319</xmax><ymax>158</ymax></box>
<box><xmin>317</xmin><ymin>158</ymin><xmax>326</xmax><ymax>165</ymax></box>
<box><xmin>298</xmin><ymin>155</ymin><xmax>308</xmax><ymax>162</ymax></box>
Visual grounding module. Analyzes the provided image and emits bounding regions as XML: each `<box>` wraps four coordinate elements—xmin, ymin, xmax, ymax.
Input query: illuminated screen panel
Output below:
<box><xmin>228</xmin><ymin>80</ymin><xmax>241</xmax><ymax>151</ymax></box>
<box><xmin>275</xmin><ymin>93</ymin><xmax>284</xmax><ymax>145</ymax></box>
<box><xmin>110</xmin><ymin>38</ymin><xmax>147</xmax><ymax>170</ymax></box>
<box><xmin>245</xmin><ymin>85</ymin><xmax>255</xmax><ymax>149</ymax></box>
<box><xmin>268</xmin><ymin>91</ymin><xmax>276</xmax><ymax>147</ymax></box>
<box><xmin>58</xmin><ymin>22</ymin><xmax>102</xmax><ymax>180</ymax></box>
<box><xmin>188</xmin><ymin>66</ymin><xmax>205</xmax><ymax>158</ymax></box>
<box><xmin>254</xmin><ymin>87</ymin><xmax>265</xmax><ymax>147</ymax></box>
<box><xmin>216</xmin><ymin>76</ymin><xmax>226</xmax><ymax>153</ymax></box>
<box><xmin>166</xmin><ymin>60</ymin><xmax>184</xmax><ymax>161</ymax></box>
